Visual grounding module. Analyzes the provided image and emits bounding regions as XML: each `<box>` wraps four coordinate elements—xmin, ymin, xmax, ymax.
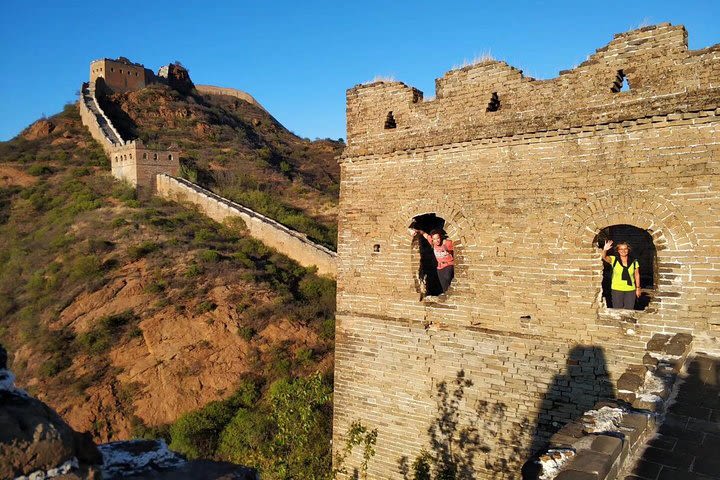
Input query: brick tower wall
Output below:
<box><xmin>333</xmin><ymin>24</ymin><xmax>720</xmax><ymax>479</ymax></box>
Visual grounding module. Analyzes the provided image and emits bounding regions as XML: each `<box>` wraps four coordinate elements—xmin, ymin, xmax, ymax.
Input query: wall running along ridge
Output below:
<box><xmin>156</xmin><ymin>174</ymin><xmax>337</xmax><ymax>277</ymax></box>
<box><xmin>333</xmin><ymin>23</ymin><xmax>720</xmax><ymax>479</ymax></box>
<box><xmin>195</xmin><ymin>85</ymin><xmax>267</xmax><ymax>112</ymax></box>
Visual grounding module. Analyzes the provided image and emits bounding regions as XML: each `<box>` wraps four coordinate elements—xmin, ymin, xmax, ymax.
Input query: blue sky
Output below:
<box><xmin>0</xmin><ymin>0</ymin><xmax>718</xmax><ymax>142</ymax></box>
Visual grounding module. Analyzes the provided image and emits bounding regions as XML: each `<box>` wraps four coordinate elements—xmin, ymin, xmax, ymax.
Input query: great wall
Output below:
<box><xmin>75</xmin><ymin>25</ymin><xmax>720</xmax><ymax>479</ymax></box>
<box><xmin>333</xmin><ymin>23</ymin><xmax>720</xmax><ymax>479</ymax></box>
<box><xmin>78</xmin><ymin>57</ymin><xmax>336</xmax><ymax>276</ymax></box>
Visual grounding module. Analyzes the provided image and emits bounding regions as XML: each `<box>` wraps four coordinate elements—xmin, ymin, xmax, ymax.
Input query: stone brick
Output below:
<box><xmin>590</xmin><ymin>435</ymin><xmax>624</xmax><ymax>463</ymax></box>
<box><xmin>561</xmin><ymin>450</ymin><xmax>613</xmax><ymax>479</ymax></box>
<box><xmin>618</xmin><ymin>373</ymin><xmax>644</xmax><ymax>392</ymax></box>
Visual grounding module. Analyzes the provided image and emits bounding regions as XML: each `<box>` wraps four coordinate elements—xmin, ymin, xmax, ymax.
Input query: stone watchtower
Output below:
<box><xmin>333</xmin><ymin>24</ymin><xmax>719</xmax><ymax>478</ymax></box>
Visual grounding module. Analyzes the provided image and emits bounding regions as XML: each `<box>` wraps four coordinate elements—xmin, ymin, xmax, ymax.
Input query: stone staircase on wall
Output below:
<box><xmin>528</xmin><ymin>333</ymin><xmax>695</xmax><ymax>480</ymax></box>
<box><xmin>156</xmin><ymin>174</ymin><xmax>337</xmax><ymax>277</ymax></box>
<box><xmin>79</xmin><ymin>82</ymin><xmax>124</xmax><ymax>152</ymax></box>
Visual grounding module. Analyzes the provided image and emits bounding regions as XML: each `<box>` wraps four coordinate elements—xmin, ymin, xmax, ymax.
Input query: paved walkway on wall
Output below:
<box><xmin>81</xmin><ymin>83</ymin><xmax>123</xmax><ymax>145</ymax></box>
<box><xmin>624</xmin><ymin>354</ymin><xmax>720</xmax><ymax>480</ymax></box>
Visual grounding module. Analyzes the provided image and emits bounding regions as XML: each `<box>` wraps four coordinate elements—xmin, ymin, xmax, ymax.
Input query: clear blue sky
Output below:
<box><xmin>1</xmin><ymin>0</ymin><xmax>718</xmax><ymax>142</ymax></box>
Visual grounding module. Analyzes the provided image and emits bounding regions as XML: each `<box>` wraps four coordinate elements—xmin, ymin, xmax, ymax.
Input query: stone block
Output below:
<box><xmin>559</xmin><ymin>450</ymin><xmax>613</xmax><ymax>480</ymax></box>
<box><xmin>617</xmin><ymin>372</ymin><xmax>644</xmax><ymax>391</ymax></box>
<box><xmin>590</xmin><ymin>435</ymin><xmax>624</xmax><ymax>463</ymax></box>
<box><xmin>646</xmin><ymin>334</ymin><xmax>671</xmax><ymax>352</ymax></box>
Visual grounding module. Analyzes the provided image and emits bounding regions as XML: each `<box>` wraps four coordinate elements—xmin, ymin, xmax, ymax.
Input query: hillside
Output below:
<box><xmin>99</xmin><ymin>82</ymin><xmax>343</xmax><ymax>248</ymax></box>
<box><xmin>0</xmin><ymin>98</ymin><xmax>337</xmax><ymax>477</ymax></box>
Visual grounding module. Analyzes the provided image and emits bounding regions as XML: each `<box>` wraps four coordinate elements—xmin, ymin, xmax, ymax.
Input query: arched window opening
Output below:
<box><xmin>384</xmin><ymin>111</ymin><xmax>397</xmax><ymax>129</ymax></box>
<box><xmin>611</xmin><ymin>70</ymin><xmax>630</xmax><ymax>93</ymax></box>
<box><xmin>143</xmin><ymin>153</ymin><xmax>147</xmax><ymax>159</ymax></box>
<box><xmin>410</xmin><ymin>213</ymin><xmax>455</xmax><ymax>299</ymax></box>
<box><xmin>594</xmin><ymin>224</ymin><xmax>657</xmax><ymax>310</ymax></box>
<box><xmin>153</xmin><ymin>153</ymin><xmax>158</xmax><ymax>160</ymax></box>
<box><xmin>486</xmin><ymin>92</ymin><xmax>500</xmax><ymax>112</ymax></box>
<box><xmin>168</xmin><ymin>154</ymin><xmax>173</xmax><ymax>161</ymax></box>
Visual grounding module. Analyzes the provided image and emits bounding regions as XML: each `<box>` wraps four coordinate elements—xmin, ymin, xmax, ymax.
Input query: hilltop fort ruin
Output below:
<box><xmin>333</xmin><ymin>23</ymin><xmax>719</xmax><ymax>479</ymax></box>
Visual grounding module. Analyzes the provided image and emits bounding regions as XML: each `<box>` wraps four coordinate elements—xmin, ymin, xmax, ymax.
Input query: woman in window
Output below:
<box><xmin>413</xmin><ymin>228</ymin><xmax>454</xmax><ymax>293</ymax></box>
<box><xmin>601</xmin><ymin>240</ymin><xmax>641</xmax><ymax>309</ymax></box>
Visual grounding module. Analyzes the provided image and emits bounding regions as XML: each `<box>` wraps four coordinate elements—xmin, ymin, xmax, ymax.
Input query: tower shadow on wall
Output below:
<box><xmin>95</xmin><ymin>78</ymin><xmax>139</xmax><ymax>141</ymax></box>
<box><xmin>398</xmin><ymin>370</ymin><xmax>531</xmax><ymax>480</ymax></box>
<box><xmin>522</xmin><ymin>345</ymin><xmax>614</xmax><ymax>478</ymax></box>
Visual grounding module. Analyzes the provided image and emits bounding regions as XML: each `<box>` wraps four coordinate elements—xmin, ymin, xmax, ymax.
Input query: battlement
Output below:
<box><xmin>344</xmin><ymin>23</ymin><xmax>720</xmax><ymax>157</ymax></box>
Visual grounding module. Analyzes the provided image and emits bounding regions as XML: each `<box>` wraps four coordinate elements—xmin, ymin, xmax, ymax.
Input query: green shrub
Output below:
<box><xmin>169</xmin><ymin>399</ymin><xmax>237</xmax><ymax>459</ymax></box>
<box><xmin>28</xmin><ymin>164</ymin><xmax>53</xmax><ymax>176</ymax></box>
<box><xmin>128</xmin><ymin>242</ymin><xmax>160</xmax><ymax>260</ymax></box>
<box><xmin>68</xmin><ymin>255</ymin><xmax>102</xmax><ymax>282</ymax></box>
<box><xmin>295</xmin><ymin>347</ymin><xmax>314</xmax><ymax>364</ymax></box>
<box><xmin>195</xmin><ymin>301</ymin><xmax>216</xmax><ymax>314</ymax></box>
<box><xmin>185</xmin><ymin>263</ymin><xmax>203</xmax><ymax>277</ymax></box>
<box><xmin>217</xmin><ymin>409</ymin><xmax>275</xmax><ymax>467</ymax></box>
<box><xmin>197</xmin><ymin>249</ymin><xmax>220</xmax><ymax>263</ymax></box>
<box><xmin>237</xmin><ymin>326</ymin><xmax>256</xmax><ymax>341</ymax></box>
<box><xmin>76</xmin><ymin>310</ymin><xmax>137</xmax><ymax>355</ymax></box>
<box><xmin>145</xmin><ymin>279</ymin><xmax>166</xmax><ymax>294</ymax></box>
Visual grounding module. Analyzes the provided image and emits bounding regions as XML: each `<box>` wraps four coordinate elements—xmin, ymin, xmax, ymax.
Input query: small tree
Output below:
<box><xmin>333</xmin><ymin>420</ymin><xmax>378</xmax><ymax>480</ymax></box>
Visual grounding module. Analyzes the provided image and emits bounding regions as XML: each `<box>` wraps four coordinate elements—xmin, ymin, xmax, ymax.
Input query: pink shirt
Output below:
<box><xmin>422</xmin><ymin>234</ymin><xmax>454</xmax><ymax>269</ymax></box>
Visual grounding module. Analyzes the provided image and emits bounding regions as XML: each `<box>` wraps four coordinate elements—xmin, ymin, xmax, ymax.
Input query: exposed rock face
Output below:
<box><xmin>22</xmin><ymin>119</ymin><xmax>55</xmax><ymax>140</ymax></box>
<box><xmin>162</xmin><ymin>63</ymin><xmax>194</xmax><ymax>95</ymax></box>
<box><xmin>0</xmin><ymin>345</ymin><xmax>101</xmax><ymax>479</ymax></box>
<box><xmin>1</xmin><ymin>344</ymin><xmax>257</xmax><ymax>480</ymax></box>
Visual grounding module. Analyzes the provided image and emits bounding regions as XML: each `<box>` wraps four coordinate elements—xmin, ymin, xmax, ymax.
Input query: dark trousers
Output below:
<box><xmin>438</xmin><ymin>266</ymin><xmax>454</xmax><ymax>293</ymax></box>
<box><xmin>611</xmin><ymin>290</ymin><xmax>636</xmax><ymax>309</ymax></box>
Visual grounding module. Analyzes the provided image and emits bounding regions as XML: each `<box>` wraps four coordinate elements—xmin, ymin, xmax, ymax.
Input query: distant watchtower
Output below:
<box><xmin>333</xmin><ymin>24</ymin><xmax>720</xmax><ymax>479</ymax></box>
<box><xmin>89</xmin><ymin>57</ymin><xmax>153</xmax><ymax>93</ymax></box>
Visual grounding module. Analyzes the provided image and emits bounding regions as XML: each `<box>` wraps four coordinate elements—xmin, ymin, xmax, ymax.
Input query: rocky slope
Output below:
<box><xmin>0</xmin><ymin>98</ymin><xmax>336</xmax><ymax>449</ymax></box>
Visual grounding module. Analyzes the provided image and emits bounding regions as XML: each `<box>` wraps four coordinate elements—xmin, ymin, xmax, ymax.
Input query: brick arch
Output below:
<box><xmin>557</xmin><ymin>192</ymin><xmax>697</xmax><ymax>253</ymax></box>
<box><xmin>387</xmin><ymin>198</ymin><xmax>476</xmax><ymax>296</ymax></box>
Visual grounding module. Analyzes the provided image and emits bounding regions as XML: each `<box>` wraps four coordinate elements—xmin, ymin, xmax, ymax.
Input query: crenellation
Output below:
<box><xmin>344</xmin><ymin>24</ymin><xmax>719</xmax><ymax>159</ymax></box>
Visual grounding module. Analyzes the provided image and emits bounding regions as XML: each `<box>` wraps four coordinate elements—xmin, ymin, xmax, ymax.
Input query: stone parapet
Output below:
<box><xmin>343</xmin><ymin>23</ymin><xmax>720</xmax><ymax>158</ymax></box>
<box><xmin>156</xmin><ymin>174</ymin><xmax>337</xmax><ymax>277</ymax></box>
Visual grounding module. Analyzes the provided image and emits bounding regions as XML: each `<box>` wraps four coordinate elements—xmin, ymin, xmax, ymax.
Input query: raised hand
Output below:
<box><xmin>603</xmin><ymin>239</ymin><xmax>614</xmax><ymax>251</ymax></box>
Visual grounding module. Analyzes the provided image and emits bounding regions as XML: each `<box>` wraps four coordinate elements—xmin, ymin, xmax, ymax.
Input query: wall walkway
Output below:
<box><xmin>156</xmin><ymin>174</ymin><xmax>337</xmax><ymax>277</ymax></box>
<box><xmin>78</xmin><ymin>82</ymin><xmax>124</xmax><ymax>154</ymax></box>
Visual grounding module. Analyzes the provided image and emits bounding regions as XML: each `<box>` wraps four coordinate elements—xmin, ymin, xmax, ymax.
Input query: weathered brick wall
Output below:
<box><xmin>156</xmin><ymin>174</ymin><xmax>337</xmax><ymax>276</ymax></box>
<box><xmin>90</xmin><ymin>59</ymin><xmax>148</xmax><ymax>93</ymax></box>
<box><xmin>334</xmin><ymin>24</ymin><xmax>719</xmax><ymax>479</ymax></box>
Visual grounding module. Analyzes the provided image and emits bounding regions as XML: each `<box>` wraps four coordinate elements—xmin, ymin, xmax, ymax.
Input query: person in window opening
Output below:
<box><xmin>413</xmin><ymin>228</ymin><xmax>455</xmax><ymax>293</ymax></box>
<box><xmin>601</xmin><ymin>240</ymin><xmax>641</xmax><ymax>309</ymax></box>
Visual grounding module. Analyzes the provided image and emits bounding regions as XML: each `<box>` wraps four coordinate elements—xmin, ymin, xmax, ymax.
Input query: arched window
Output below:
<box><xmin>594</xmin><ymin>224</ymin><xmax>657</xmax><ymax>310</ymax></box>
<box><xmin>153</xmin><ymin>153</ymin><xmax>158</xmax><ymax>160</ymax></box>
<box><xmin>410</xmin><ymin>213</ymin><xmax>455</xmax><ymax>298</ymax></box>
<box><xmin>168</xmin><ymin>154</ymin><xmax>173</xmax><ymax>161</ymax></box>
<box><xmin>143</xmin><ymin>153</ymin><xmax>147</xmax><ymax>159</ymax></box>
